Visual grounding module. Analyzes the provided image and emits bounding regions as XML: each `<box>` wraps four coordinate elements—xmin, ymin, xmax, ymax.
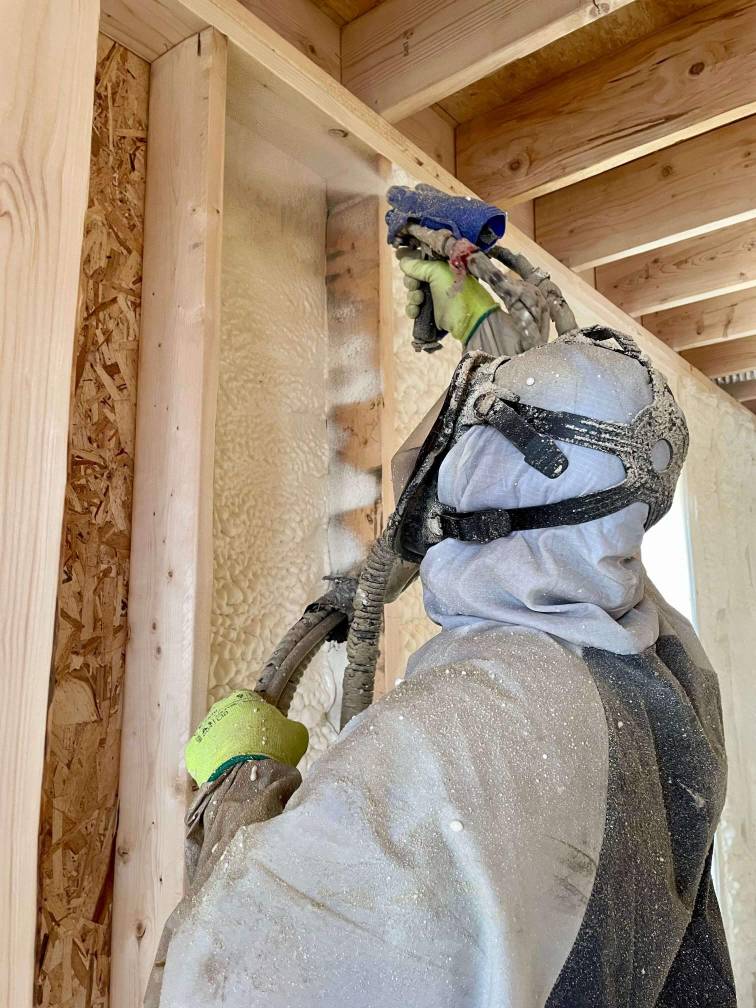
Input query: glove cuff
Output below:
<box><xmin>461</xmin><ymin>304</ymin><xmax>500</xmax><ymax>345</ymax></box>
<box><xmin>208</xmin><ymin>754</ymin><xmax>269</xmax><ymax>783</ymax></box>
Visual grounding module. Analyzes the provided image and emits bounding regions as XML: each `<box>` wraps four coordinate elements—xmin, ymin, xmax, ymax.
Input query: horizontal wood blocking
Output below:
<box><xmin>457</xmin><ymin>0</ymin><xmax>756</xmax><ymax>204</ymax></box>
<box><xmin>596</xmin><ymin>220</ymin><xmax>756</xmax><ymax>318</ymax></box>
<box><xmin>342</xmin><ymin>0</ymin><xmax>632</xmax><ymax>122</ymax></box>
<box><xmin>682</xmin><ymin>333</ymin><xmax>756</xmax><ymax>378</ymax></box>
<box><xmin>100</xmin><ymin>0</ymin><xmax>204</xmax><ymax>61</ymax></box>
<box><xmin>536</xmin><ymin>116</ymin><xmax>756</xmax><ymax>270</ymax></box>
<box><xmin>644</xmin><ymin>291</ymin><xmax>756</xmax><ymax>352</ymax></box>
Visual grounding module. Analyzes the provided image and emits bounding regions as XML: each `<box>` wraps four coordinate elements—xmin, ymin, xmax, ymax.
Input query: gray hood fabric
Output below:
<box><xmin>156</xmin><ymin>332</ymin><xmax>733</xmax><ymax>1007</ymax></box>
<box><xmin>422</xmin><ymin>340</ymin><xmax>659</xmax><ymax>654</ymax></box>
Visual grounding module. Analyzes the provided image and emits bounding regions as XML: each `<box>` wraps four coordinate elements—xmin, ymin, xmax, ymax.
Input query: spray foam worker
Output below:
<box><xmin>148</xmin><ymin>225</ymin><xmax>736</xmax><ymax>1007</ymax></box>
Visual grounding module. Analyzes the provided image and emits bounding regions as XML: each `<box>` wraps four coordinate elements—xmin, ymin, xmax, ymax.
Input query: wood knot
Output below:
<box><xmin>509</xmin><ymin>158</ymin><xmax>522</xmax><ymax>173</ymax></box>
<box><xmin>660</xmin><ymin>164</ymin><xmax>674</xmax><ymax>179</ymax></box>
<box><xmin>688</xmin><ymin>61</ymin><xmax>705</xmax><ymax>76</ymax></box>
<box><xmin>116</xmin><ymin>844</ymin><xmax>130</xmax><ymax>863</ymax></box>
<box><xmin>135</xmin><ymin>920</ymin><xmax>146</xmax><ymax>940</ymax></box>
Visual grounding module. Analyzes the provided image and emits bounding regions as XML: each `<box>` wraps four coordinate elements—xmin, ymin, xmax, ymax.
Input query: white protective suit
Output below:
<box><xmin>158</xmin><ymin>336</ymin><xmax>735</xmax><ymax>1007</ymax></box>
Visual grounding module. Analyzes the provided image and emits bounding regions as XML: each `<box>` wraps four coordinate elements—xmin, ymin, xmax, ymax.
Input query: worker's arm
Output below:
<box><xmin>145</xmin><ymin>693</ymin><xmax>308</xmax><ymax>1008</ymax></box>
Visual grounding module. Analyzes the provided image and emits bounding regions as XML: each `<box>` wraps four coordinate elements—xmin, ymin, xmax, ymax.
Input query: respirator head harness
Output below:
<box><xmin>388</xmin><ymin>325</ymin><xmax>689</xmax><ymax>564</ymax></box>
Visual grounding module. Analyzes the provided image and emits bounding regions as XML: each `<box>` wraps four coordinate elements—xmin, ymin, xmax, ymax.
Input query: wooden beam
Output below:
<box><xmin>110</xmin><ymin>28</ymin><xmax>226</xmax><ymax>1008</ymax></box>
<box><xmin>0</xmin><ymin>2</ymin><xmax>98</xmax><ymax>1005</ymax></box>
<box><xmin>644</xmin><ymin>290</ymin><xmax>756</xmax><ymax>352</ymax></box>
<box><xmin>727</xmin><ymin>378</ymin><xmax>756</xmax><ymax>403</ymax></box>
<box><xmin>342</xmin><ymin>0</ymin><xmax>633</xmax><ymax>123</ymax></box>
<box><xmin>100</xmin><ymin>0</ymin><xmax>341</xmax><ymax>77</ymax></box>
<box><xmin>596</xmin><ymin>220</ymin><xmax>756</xmax><ymax>318</ymax></box>
<box><xmin>237</xmin><ymin>0</ymin><xmax>339</xmax><ymax>78</ymax></box>
<box><xmin>536</xmin><ymin>116</ymin><xmax>756</xmax><ymax>270</ymax></box>
<box><xmin>458</xmin><ymin>0</ymin><xmax>756</xmax><ymax>204</ymax></box>
<box><xmin>683</xmin><ymin>334</ymin><xmax>756</xmax><ymax>378</ymax></box>
<box><xmin>100</xmin><ymin>0</ymin><xmax>204</xmax><ymax>61</ymax></box>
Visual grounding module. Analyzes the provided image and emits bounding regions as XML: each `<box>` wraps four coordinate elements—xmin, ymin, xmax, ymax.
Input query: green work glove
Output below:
<box><xmin>398</xmin><ymin>252</ymin><xmax>500</xmax><ymax>345</ymax></box>
<box><xmin>185</xmin><ymin>690</ymin><xmax>309</xmax><ymax>786</ymax></box>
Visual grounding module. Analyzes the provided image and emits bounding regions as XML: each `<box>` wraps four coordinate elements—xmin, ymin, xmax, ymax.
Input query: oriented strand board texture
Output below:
<box><xmin>211</xmin><ymin>118</ymin><xmax>338</xmax><ymax>760</ymax></box>
<box><xmin>679</xmin><ymin>378</ymin><xmax>756</xmax><ymax>1005</ymax></box>
<box><xmin>36</xmin><ymin>35</ymin><xmax>148</xmax><ymax>1008</ymax></box>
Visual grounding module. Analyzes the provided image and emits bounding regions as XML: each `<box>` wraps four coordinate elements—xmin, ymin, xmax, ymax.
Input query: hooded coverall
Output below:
<box><xmin>153</xmin><ymin>307</ymin><xmax>736</xmax><ymax>1008</ymax></box>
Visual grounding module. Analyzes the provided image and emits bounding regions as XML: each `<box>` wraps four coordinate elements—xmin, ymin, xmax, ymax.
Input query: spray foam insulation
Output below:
<box><xmin>36</xmin><ymin>35</ymin><xmax>148</xmax><ymax>1008</ymax></box>
<box><xmin>211</xmin><ymin>117</ymin><xmax>339</xmax><ymax>760</ymax></box>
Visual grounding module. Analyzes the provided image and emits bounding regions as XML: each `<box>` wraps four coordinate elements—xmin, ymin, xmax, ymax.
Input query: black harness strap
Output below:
<box><xmin>438</xmin><ymin>483</ymin><xmax>641</xmax><ymax>544</ymax></box>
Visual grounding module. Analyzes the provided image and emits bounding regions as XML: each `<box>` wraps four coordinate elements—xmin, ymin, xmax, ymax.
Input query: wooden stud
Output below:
<box><xmin>644</xmin><ymin>290</ymin><xmax>756</xmax><ymax>352</ymax></box>
<box><xmin>110</xmin><ymin>28</ymin><xmax>227</xmax><ymax>1008</ymax></box>
<box><xmin>457</xmin><ymin>0</ymin><xmax>756</xmax><ymax>204</ymax></box>
<box><xmin>0</xmin><ymin>2</ymin><xmax>98</xmax><ymax>1005</ymax></box>
<box><xmin>35</xmin><ymin>36</ymin><xmax>149</xmax><ymax>1008</ymax></box>
<box><xmin>682</xmin><ymin>333</ymin><xmax>756</xmax><ymax>378</ymax></box>
<box><xmin>596</xmin><ymin>220</ymin><xmax>756</xmax><ymax>318</ymax></box>
<box><xmin>377</xmin><ymin>160</ymin><xmax>402</xmax><ymax>698</ymax></box>
<box><xmin>536</xmin><ymin>116</ymin><xmax>756</xmax><ymax>270</ymax></box>
<box><xmin>342</xmin><ymin>0</ymin><xmax>633</xmax><ymax>122</ymax></box>
<box><xmin>326</xmin><ymin>191</ymin><xmax>384</xmax><ymax>572</ymax></box>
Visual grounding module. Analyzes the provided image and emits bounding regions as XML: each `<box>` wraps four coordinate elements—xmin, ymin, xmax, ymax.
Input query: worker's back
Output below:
<box><xmin>157</xmin><ymin>582</ymin><xmax>733</xmax><ymax>1006</ymax></box>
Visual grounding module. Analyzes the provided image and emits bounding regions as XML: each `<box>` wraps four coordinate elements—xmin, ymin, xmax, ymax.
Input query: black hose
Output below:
<box><xmin>339</xmin><ymin>529</ymin><xmax>398</xmax><ymax>728</ymax></box>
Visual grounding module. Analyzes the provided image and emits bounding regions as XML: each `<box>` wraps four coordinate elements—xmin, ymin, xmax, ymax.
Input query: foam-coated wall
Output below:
<box><xmin>211</xmin><ymin>117</ymin><xmax>339</xmax><ymax>759</ymax></box>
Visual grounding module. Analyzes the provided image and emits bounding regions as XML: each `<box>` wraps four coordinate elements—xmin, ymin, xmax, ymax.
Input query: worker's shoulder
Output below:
<box><xmin>362</xmin><ymin>624</ymin><xmax>606</xmax><ymax>747</ymax></box>
<box><xmin>405</xmin><ymin>623</ymin><xmax>594</xmax><ymax>699</ymax></box>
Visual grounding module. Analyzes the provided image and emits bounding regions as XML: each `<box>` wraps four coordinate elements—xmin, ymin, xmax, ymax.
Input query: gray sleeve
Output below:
<box><xmin>466</xmin><ymin>308</ymin><xmax>531</xmax><ymax>357</ymax></box>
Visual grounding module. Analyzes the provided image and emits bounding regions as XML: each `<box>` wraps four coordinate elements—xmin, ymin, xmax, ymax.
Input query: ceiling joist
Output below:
<box><xmin>644</xmin><ymin>291</ymin><xmax>756</xmax><ymax>352</ymax></box>
<box><xmin>727</xmin><ymin>378</ymin><xmax>756</xmax><ymax>403</ymax></box>
<box><xmin>457</xmin><ymin>0</ymin><xmax>756</xmax><ymax>205</ymax></box>
<box><xmin>682</xmin><ymin>334</ymin><xmax>756</xmax><ymax>378</ymax></box>
<box><xmin>341</xmin><ymin>0</ymin><xmax>633</xmax><ymax>123</ymax></box>
<box><xmin>595</xmin><ymin>219</ymin><xmax>756</xmax><ymax>318</ymax></box>
<box><xmin>535</xmin><ymin>116</ymin><xmax>756</xmax><ymax>271</ymax></box>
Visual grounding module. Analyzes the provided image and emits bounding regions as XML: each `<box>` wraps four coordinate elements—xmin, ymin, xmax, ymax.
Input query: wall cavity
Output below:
<box><xmin>211</xmin><ymin>117</ymin><xmax>338</xmax><ymax>759</ymax></box>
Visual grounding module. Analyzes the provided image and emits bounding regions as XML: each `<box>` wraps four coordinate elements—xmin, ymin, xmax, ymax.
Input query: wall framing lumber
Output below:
<box><xmin>100</xmin><ymin>0</ymin><xmax>205</xmax><ymax>61</ymax></box>
<box><xmin>682</xmin><ymin>334</ymin><xmax>756</xmax><ymax>378</ymax></box>
<box><xmin>396</xmin><ymin>107</ymin><xmax>456</xmax><ymax>176</ymax></box>
<box><xmin>35</xmin><ymin>36</ymin><xmax>149</xmax><ymax>1008</ymax></box>
<box><xmin>0</xmin><ymin>2</ymin><xmax>99</xmax><ymax>1005</ymax></box>
<box><xmin>596</xmin><ymin>219</ymin><xmax>756</xmax><ymax>318</ymax></box>
<box><xmin>457</xmin><ymin>0</ymin><xmax>756</xmax><ymax>205</ymax></box>
<box><xmin>644</xmin><ymin>290</ymin><xmax>756</xmax><ymax>352</ymax></box>
<box><xmin>341</xmin><ymin>0</ymin><xmax>633</xmax><ymax>123</ymax></box>
<box><xmin>536</xmin><ymin>116</ymin><xmax>756</xmax><ymax>271</ymax></box>
<box><xmin>237</xmin><ymin>0</ymin><xmax>339</xmax><ymax>78</ymax></box>
<box><xmin>110</xmin><ymin>27</ymin><xmax>226</xmax><ymax>1008</ymax></box>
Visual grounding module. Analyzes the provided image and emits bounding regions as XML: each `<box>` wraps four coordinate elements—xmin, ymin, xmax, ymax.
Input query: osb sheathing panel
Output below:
<box><xmin>211</xmin><ymin>117</ymin><xmax>340</xmax><ymax>760</ymax></box>
<box><xmin>36</xmin><ymin>36</ymin><xmax>148</xmax><ymax>1008</ymax></box>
